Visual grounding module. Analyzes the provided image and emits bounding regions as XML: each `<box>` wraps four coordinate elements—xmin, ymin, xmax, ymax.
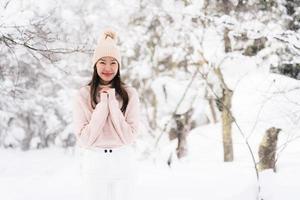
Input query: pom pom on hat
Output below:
<box><xmin>91</xmin><ymin>28</ymin><xmax>121</xmax><ymax>69</ymax></box>
<box><xmin>101</xmin><ymin>29</ymin><xmax>117</xmax><ymax>41</ymax></box>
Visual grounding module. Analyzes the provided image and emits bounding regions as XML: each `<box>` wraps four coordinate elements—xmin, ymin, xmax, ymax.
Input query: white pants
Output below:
<box><xmin>79</xmin><ymin>145</ymin><xmax>139</xmax><ymax>200</ymax></box>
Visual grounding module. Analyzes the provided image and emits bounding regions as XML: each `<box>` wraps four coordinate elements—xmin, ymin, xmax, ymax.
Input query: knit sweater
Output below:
<box><xmin>72</xmin><ymin>85</ymin><xmax>140</xmax><ymax>149</ymax></box>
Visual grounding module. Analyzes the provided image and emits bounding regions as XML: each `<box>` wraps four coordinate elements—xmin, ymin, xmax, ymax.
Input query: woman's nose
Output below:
<box><xmin>104</xmin><ymin>64</ymin><xmax>112</xmax><ymax>70</ymax></box>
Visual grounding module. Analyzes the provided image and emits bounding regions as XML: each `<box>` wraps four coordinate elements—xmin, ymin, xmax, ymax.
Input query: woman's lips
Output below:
<box><xmin>102</xmin><ymin>73</ymin><xmax>113</xmax><ymax>76</ymax></box>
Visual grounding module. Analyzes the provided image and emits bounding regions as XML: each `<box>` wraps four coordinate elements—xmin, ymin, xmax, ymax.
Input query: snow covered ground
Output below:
<box><xmin>1</xmin><ymin>123</ymin><xmax>299</xmax><ymax>200</ymax></box>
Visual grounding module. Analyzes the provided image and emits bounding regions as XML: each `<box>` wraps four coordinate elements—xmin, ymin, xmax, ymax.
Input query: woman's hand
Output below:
<box><xmin>99</xmin><ymin>86</ymin><xmax>111</xmax><ymax>93</ymax></box>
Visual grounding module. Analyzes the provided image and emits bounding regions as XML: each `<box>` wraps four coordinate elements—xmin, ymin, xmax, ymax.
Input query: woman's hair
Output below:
<box><xmin>87</xmin><ymin>62</ymin><xmax>129</xmax><ymax>114</ymax></box>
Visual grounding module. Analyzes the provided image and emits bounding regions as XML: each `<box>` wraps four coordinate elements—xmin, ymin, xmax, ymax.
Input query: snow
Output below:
<box><xmin>151</xmin><ymin>76</ymin><xmax>203</xmax><ymax>116</ymax></box>
<box><xmin>1</xmin><ymin>123</ymin><xmax>299</xmax><ymax>200</ymax></box>
<box><xmin>232</xmin><ymin>71</ymin><xmax>300</xmax><ymax>140</ymax></box>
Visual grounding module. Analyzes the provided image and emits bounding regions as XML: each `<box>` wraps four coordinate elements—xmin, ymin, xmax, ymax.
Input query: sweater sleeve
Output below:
<box><xmin>72</xmin><ymin>91</ymin><xmax>109</xmax><ymax>147</ymax></box>
<box><xmin>107</xmin><ymin>88</ymin><xmax>140</xmax><ymax>144</ymax></box>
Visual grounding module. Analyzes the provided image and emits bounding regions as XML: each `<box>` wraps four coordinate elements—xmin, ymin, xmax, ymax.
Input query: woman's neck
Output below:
<box><xmin>99</xmin><ymin>82</ymin><xmax>113</xmax><ymax>88</ymax></box>
<box><xmin>99</xmin><ymin>79</ymin><xmax>113</xmax><ymax>86</ymax></box>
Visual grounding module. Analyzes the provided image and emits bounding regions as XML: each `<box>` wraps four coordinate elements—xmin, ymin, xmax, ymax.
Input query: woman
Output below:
<box><xmin>72</xmin><ymin>29</ymin><xmax>140</xmax><ymax>200</ymax></box>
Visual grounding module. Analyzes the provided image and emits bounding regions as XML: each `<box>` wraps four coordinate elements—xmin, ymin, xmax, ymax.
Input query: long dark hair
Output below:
<box><xmin>87</xmin><ymin>63</ymin><xmax>129</xmax><ymax>114</ymax></box>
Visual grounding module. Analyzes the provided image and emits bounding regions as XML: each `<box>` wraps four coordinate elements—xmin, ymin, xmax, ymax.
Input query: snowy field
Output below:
<box><xmin>1</xmin><ymin>123</ymin><xmax>299</xmax><ymax>200</ymax></box>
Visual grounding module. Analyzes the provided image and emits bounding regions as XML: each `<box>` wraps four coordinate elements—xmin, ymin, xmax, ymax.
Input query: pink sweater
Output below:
<box><xmin>72</xmin><ymin>85</ymin><xmax>140</xmax><ymax>149</ymax></box>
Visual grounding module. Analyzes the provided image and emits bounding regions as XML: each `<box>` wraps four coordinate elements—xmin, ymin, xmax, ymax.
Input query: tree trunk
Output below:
<box><xmin>205</xmin><ymin>85</ymin><xmax>217</xmax><ymax>123</ymax></box>
<box><xmin>214</xmin><ymin>67</ymin><xmax>234</xmax><ymax>162</ymax></box>
<box><xmin>168</xmin><ymin>108</ymin><xmax>194</xmax><ymax>160</ymax></box>
<box><xmin>258</xmin><ymin>127</ymin><xmax>281</xmax><ymax>172</ymax></box>
<box><xmin>222</xmin><ymin>88</ymin><xmax>234</xmax><ymax>162</ymax></box>
<box><xmin>208</xmin><ymin>97</ymin><xmax>217</xmax><ymax>123</ymax></box>
<box><xmin>224</xmin><ymin>27</ymin><xmax>232</xmax><ymax>53</ymax></box>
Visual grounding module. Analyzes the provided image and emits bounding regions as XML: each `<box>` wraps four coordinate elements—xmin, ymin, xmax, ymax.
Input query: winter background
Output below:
<box><xmin>0</xmin><ymin>0</ymin><xmax>300</xmax><ymax>200</ymax></box>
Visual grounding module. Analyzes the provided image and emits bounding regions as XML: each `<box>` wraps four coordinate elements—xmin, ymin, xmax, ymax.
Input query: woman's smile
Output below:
<box><xmin>102</xmin><ymin>72</ymin><xmax>113</xmax><ymax>76</ymax></box>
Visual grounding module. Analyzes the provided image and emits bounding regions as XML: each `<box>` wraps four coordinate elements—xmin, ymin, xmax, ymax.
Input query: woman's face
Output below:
<box><xmin>96</xmin><ymin>56</ymin><xmax>119</xmax><ymax>84</ymax></box>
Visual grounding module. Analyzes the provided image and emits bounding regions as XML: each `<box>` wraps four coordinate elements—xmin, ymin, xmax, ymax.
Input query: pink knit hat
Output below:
<box><xmin>91</xmin><ymin>29</ymin><xmax>121</xmax><ymax>69</ymax></box>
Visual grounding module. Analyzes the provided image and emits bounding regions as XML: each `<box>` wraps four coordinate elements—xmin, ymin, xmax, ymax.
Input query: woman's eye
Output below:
<box><xmin>111</xmin><ymin>62</ymin><xmax>116</xmax><ymax>65</ymax></box>
<box><xmin>100</xmin><ymin>62</ymin><xmax>105</xmax><ymax>64</ymax></box>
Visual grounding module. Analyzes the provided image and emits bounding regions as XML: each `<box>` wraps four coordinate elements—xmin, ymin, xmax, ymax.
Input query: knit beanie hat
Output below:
<box><xmin>91</xmin><ymin>29</ymin><xmax>121</xmax><ymax>69</ymax></box>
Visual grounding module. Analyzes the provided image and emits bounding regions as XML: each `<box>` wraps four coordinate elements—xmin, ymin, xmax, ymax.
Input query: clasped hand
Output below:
<box><xmin>98</xmin><ymin>85</ymin><xmax>112</xmax><ymax>94</ymax></box>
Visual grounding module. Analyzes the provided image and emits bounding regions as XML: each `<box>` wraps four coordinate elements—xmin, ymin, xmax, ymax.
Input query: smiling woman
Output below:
<box><xmin>96</xmin><ymin>57</ymin><xmax>118</xmax><ymax>85</ymax></box>
<box><xmin>72</xmin><ymin>28</ymin><xmax>140</xmax><ymax>200</ymax></box>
